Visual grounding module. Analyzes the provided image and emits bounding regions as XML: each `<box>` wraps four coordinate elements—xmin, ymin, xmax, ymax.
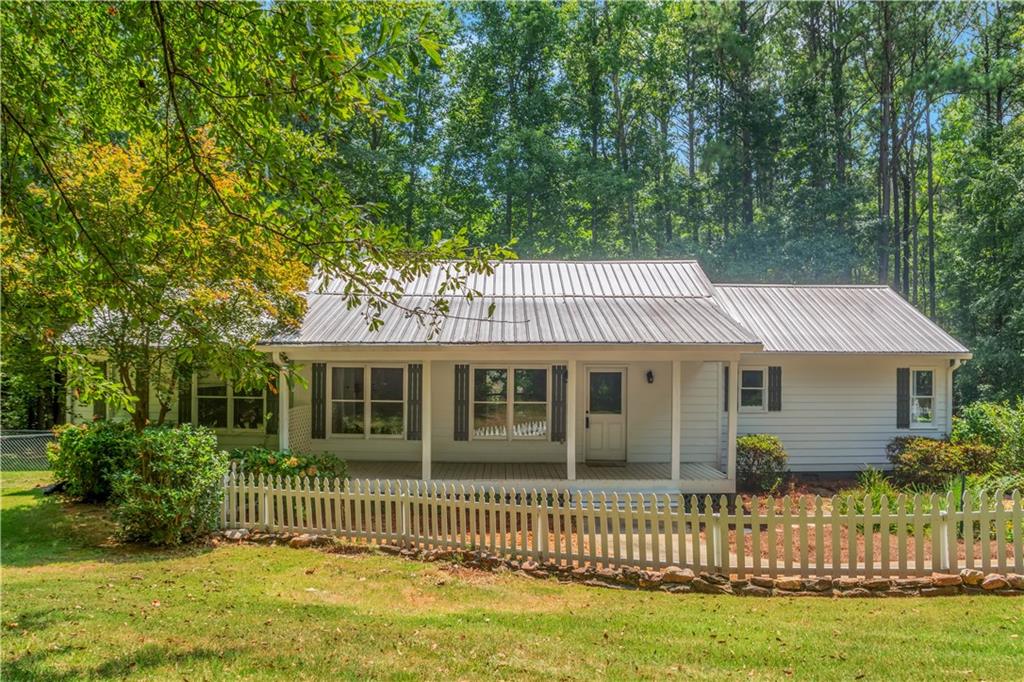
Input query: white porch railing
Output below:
<box><xmin>221</xmin><ymin>472</ymin><xmax>1023</xmax><ymax>578</ymax></box>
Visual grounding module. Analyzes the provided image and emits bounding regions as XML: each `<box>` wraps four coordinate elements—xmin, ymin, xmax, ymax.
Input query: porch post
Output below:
<box><xmin>727</xmin><ymin>358</ymin><xmax>739</xmax><ymax>482</ymax></box>
<box><xmin>278</xmin><ymin>364</ymin><xmax>290</xmax><ymax>451</ymax></box>
<box><xmin>566</xmin><ymin>360</ymin><xmax>577</xmax><ymax>481</ymax></box>
<box><xmin>671</xmin><ymin>359</ymin><xmax>681</xmax><ymax>481</ymax></box>
<box><xmin>421</xmin><ymin>360</ymin><xmax>432</xmax><ymax>480</ymax></box>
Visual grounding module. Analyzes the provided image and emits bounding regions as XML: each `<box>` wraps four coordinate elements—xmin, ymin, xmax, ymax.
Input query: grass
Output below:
<box><xmin>2</xmin><ymin>471</ymin><xmax>1022</xmax><ymax>681</ymax></box>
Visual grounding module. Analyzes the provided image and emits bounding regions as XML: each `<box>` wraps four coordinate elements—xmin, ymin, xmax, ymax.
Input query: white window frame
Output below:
<box><xmin>910</xmin><ymin>367</ymin><xmax>936</xmax><ymax>429</ymax></box>
<box><xmin>470</xmin><ymin>365</ymin><xmax>551</xmax><ymax>441</ymax></box>
<box><xmin>192</xmin><ymin>372</ymin><xmax>266</xmax><ymax>433</ymax></box>
<box><xmin>327</xmin><ymin>364</ymin><xmax>406</xmax><ymax>440</ymax></box>
<box><xmin>739</xmin><ymin>366</ymin><xmax>767</xmax><ymax>413</ymax></box>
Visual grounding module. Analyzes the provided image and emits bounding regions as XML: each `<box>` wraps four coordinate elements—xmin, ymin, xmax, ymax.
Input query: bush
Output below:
<box><xmin>111</xmin><ymin>425</ymin><xmax>228</xmax><ymax>545</ymax></box>
<box><xmin>48</xmin><ymin>421</ymin><xmax>139</xmax><ymax>502</ymax></box>
<box><xmin>950</xmin><ymin>399</ymin><xmax>1024</xmax><ymax>474</ymax></box>
<box><xmin>229</xmin><ymin>447</ymin><xmax>347</xmax><ymax>481</ymax></box>
<box><xmin>736</xmin><ymin>434</ymin><xmax>789</xmax><ymax>493</ymax></box>
<box><xmin>887</xmin><ymin>436</ymin><xmax>997</xmax><ymax>489</ymax></box>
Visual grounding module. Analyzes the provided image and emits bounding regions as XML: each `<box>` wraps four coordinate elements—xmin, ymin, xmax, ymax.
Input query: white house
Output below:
<box><xmin>72</xmin><ymin>261</ymin><xmax>970</xmax><ymax>493</ymax></box>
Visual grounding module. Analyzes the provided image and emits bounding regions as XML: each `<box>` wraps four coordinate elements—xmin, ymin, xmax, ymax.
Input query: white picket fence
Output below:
<box><xmin>221</xmin><ymin>472</ymin><xmax>1024</xmax><ymax>578</ymax></box>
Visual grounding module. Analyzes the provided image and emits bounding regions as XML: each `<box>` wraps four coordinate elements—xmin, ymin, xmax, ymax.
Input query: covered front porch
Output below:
<box><xmin>270</xmin><ymin>346</ymin><xmax>746</xmax><ymax>494</ymax></box>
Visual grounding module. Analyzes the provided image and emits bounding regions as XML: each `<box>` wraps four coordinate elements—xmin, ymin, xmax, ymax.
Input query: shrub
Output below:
<box><xmin>48</xmin><ymin>421</ymin><xmax>139</xmax><ymax>502</ymax></box>
<box><xmin>736</xmin><ymin>434</ymin><xmax>789</xmax><ymax>493</ymax></box>
<box><xmin>950</xmin><ymin>399</ymin><xmax>1024</xmax><ymax>474</ymax></box>
<box><xmin>887</xmin><ymin>436</ymin><xmax>997</xmax><ymax>489</ymax></box>
<box><xmin>111</xmin><ymin>425</ymin><xmax>228</xmax><ymax>545</ymax></box>
<box><xmin>229</xmin><ymin>447</ymin><xmax>347</xmax><ymax>481</ymax></box>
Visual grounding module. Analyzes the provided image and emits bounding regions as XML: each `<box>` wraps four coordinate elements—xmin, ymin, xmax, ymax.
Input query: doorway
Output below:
<box><xmin>585</xmin><ymin>367</ymin><xmax>627</xmax><ymax>462</ymax></box>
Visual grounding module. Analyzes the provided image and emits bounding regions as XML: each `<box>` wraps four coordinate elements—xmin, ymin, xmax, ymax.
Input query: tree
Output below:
<box><xmin>1</xmin><ymin>1</ymin><xmax>510</xmax><ymax>418</ymax></box>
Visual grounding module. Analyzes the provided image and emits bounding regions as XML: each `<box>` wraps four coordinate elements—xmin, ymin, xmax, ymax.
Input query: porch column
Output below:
<box><xmin>278</xmin><ymin>364</ymin><xmax>290</xmax><ymax>451</ymax></box>
<box><xmin>671</xmin><ymin>359</ymin><xmax>681</xmax><ymax>481</ymax></box>
<box><xmin>421</xmin><ymin>360</ymin><xmax>432</xmax><ymax>480</ymax></box>
<box><xmin>565</xmin><ymin>360</ymin><xmax>577</xmax><ymax>481</ymax></box>
<box><xmin>727</xmin><ymin>358</ymin><xmax>739</xmax><ymax>482</ymax></box>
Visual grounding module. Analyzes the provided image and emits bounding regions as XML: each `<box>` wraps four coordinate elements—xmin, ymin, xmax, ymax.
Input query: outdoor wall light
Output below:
<box><xmin>646</xmin><ymin>370</ymin><xmax>654</xmax><ymax>384</ymax></box>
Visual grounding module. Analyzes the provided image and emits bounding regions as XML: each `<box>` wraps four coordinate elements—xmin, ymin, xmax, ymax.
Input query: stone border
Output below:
<box><xmin>215</xmin><ymin>530</ymin><xmax>1024</xmax><ymax>598</ymax></box>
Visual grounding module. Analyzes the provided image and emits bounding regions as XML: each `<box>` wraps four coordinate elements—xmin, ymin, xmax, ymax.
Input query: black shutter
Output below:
<box><xmin>454</xmin><ymin>364</ymin><xmax>469</xmax><ymax>441</ymax></box>
<box><xmin>551</xmin><ymin>365</ymin><xmax>568</xmax><ymax>442</ymax></box>
<box><xmin>177</xmin><ymin>363</ymin><xmax>192</xmax><ymax>425</ymax></box>
<box><xmin>311</xmin><ymin>362</ymin><xmax>327</xmax><ymax>439</ymax></box>
<box><xmin>768</xmin><ymin>366</ymin><xmax>782</xmax><ymax>412</ymax></box>
<box><xmin>407</xmin><ymin>364</ymin><xmax>423</xmax><ymax>440</ymax></box>
<box><xmin>92</xmin><ymin>361</ymin><xmax>107</xmax><ymax>420</ymax></box>
<box><xmin>723</xmin><ymin>365</ymin><xmax>729</xmax><ymax>412</ymax></box>
<box><xmin>896</xmin><ymin>367</ymin><xmax>910</xmax><ymax>429</ymax></box>
<box><xmin>266</xmin><ymin>372</ymin><xmax>280</xmax><ymax>435</ymax></box>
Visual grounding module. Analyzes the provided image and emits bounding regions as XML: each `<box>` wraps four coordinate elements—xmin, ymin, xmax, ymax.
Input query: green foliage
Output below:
<box><xmin>229</xmin><ymin>447</ymin><xmax>347</xmax><ymax>481</ymax></box>
<box><xmin>887</xmin><ymin>436</ymin><xmax>998</xmax><ymax>490</ymax></box>
<box><xmin>736</xmin><ymin>434</ymin><xmax>789</xmax><ymax>493</ymax></box>
<box><xmin>834</xmin><ymin>468</ymin><xmax>910</xmax><ymax>517</ymax></box>
<box><xmin>1</xmin><ymin>1</ymin><xmax>510</xmax><ymax>417</ymax></box>
<box><xmin>48</xmin><ymin>422</ymin><xmax>139</xmax><ymax>502</ymax></box>
<box><xmin>950</xmin><ymin>399</ymin><xmax>1024</xmax><ymax>474</ymax></box>
<box><xmin>111</xmin><ymin>426</ymin><xmax>228</xmax><ymax>545</ymax></box>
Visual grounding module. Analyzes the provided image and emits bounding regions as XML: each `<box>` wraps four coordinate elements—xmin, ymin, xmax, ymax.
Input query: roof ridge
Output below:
<box><xmin>715</xmin><ymin>283</ymin><xmax>891</xmax><ymax>289</ymax></box>
<box><xmin>497</xmin><ymin>259</ymin><xmax>701</xmax><ymax>264</ymax></box>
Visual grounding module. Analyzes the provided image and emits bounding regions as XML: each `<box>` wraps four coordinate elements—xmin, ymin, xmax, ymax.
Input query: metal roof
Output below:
<box><xmin>265</xmin><ymin>261</ymin><xmax>969</xmax><ymax>353</ymax></box>
<box><xmin>713</xmin><ymin>284</ymin><xmax>970</xmax><ymax>354</ymax></box>
<box><xmin>317</xmin><ymin>260</ymin><xmax>715</xmax><ymax>298</ymax></box>
<box><xmin>270</xmin><ymin>292</ymin><xmax>760</xmax><ymax>346</ymax></box>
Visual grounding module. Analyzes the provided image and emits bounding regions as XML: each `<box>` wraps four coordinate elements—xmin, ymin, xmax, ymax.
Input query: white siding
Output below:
<box><xmin>680</xmin><ymin>361</ymin><xmax>721</xmax><ymax>467</ymax></box>
<box><xmin>722</xmin><ymin>354</ymin><xmax>952</xmax><ymax>472</ymax></box>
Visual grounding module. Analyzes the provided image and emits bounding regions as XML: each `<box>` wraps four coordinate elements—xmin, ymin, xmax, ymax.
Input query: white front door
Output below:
<box><xmin>585</xmin><ymin>368</ymin><xmax>627</xmax><ymax>462</ymax></box>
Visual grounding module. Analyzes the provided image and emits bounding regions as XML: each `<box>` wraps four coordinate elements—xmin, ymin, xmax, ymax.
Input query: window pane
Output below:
<box><xmin>474</xmin><ymin>369</ymin><xmax>508</xmax><ymax>402</ymax></box>
<box><xmin>370</xmin><ymin>402</ymin><xmax>403</xmax><ymax>435</ymax></box>
<box><xmin>914</xmin><ymin>370</ymin><xmax>933</xmax><ymax>397</ymax></box>
<box><xmin>332</xmin><ymin>367</ymin><xmax>363</xmax><ymax>400</ymax></box>
<box><xmin>371</xmin><ymin>367</ymin><xmax>403</xmax><ymax>401</ymax></box>
<box><xmin>589</xmin><ymin>372</ymin><xmax>622</xmax><ymax>414</ymax></box>
<box><xmin>198</xmin><ymin>397</ymin><xmax>227</xmax><ymax>428</ymax></box>
<box><xmin>197</xmin><ymin>373</ymin><xmax>227</xmax><ymax>396</ymax></box>
<box><xmin>473</xmin><ymin>402</ymin><xmax>507</xmax><ymax>438</ymax></box>
<box><xmin>233</xmin><ymin>384</ymin><xmax>263</xmax><ymax>398</ymax></box>
<box><xmin>514</xmin><ymin>369</ymin><xmax>547</xmax><ymax>402</ymax></box>
<box><xmin>741</xmin><ymin>388</ymin><xmax>764</xmax><ymax>408</ymax></box>
<box><xmin>513</xmin><ymin>404</ymin><xmax>547</xmax><ymax>437</ymax></box>
<box><xmin>741</xmin><ymin>370</ymin><xmax>763</xmax><ymax>389</ymax></box>
<box><xmin>234</xmin><ymin>398</ymin><xmax>264</xmax><ymax>429</ymax></box>
<box><xmin>331</xmin><ymin>401</ymin><xmax>364</xmax><ymax>434</ymax></box>
<box><xmin>912</xmin><ymin>398</ymin><xmax>933</xmax><ymax>423</ymax></box>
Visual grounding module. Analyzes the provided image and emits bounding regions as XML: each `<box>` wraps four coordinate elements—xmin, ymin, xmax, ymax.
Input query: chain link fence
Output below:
<box><xmin>0</xmin><ymin>430</ymin><xmax>54</xmax><ymax>471</ymax></box>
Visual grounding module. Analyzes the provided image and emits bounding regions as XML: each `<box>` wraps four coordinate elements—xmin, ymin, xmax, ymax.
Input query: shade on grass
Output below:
<box><xmin>2</xmin><ymin>471</ymin><xmax>1022</xmax><ymax>680</ymax></box>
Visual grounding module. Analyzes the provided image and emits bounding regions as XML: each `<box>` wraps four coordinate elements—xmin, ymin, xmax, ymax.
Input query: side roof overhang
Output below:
<box><xmin>712</xmin><ymin>284</ymin><xmax>971</xmax><ymax>357</ymax></box>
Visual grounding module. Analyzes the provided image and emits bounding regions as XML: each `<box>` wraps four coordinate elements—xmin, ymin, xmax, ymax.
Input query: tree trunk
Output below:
<box><xmin>877</xmin><ymin>2</ymin><xmax>892</xmax><ymax>285</ymax></box>
<box><xmin>926</xmin><ymin>93</ymin><xmax>936</xmax><ymax>318</ymax></box>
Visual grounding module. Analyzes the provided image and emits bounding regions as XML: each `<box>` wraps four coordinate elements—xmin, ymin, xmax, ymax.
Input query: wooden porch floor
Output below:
<box><xmin>344</xmin><ymin>460</ymin><xmax>726</xmax><ymax>482</ymax></box>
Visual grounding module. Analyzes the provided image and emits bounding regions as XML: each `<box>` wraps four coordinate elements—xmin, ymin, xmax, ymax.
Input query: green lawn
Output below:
<box><xmin>2</xmin><ymin>471</ymin><xmax>1022</xmax><ymax>681</ymax></box>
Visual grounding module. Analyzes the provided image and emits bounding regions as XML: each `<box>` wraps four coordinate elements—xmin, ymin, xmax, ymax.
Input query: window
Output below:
<box><xmin>740</xmin><ymin>368</ymin><xmax>765</xmax><ymax>411</ymax></box>
<box><xmin>513</xmin><ymin>368</ymin><xmax>547</xmax><ymax>437</ymax></box>
<box><xmin>196</xmin><ymin>372</ymin><xmax>264</xmax><ymax>431</ymax></box>
<box><xmin>197</xmin><ymin>372</ymin><xmax>228</xmax><ymax>428</ymax></box>
<box><xmin>473</xmin><ymin>366</ymin><xmax>548</xmax><ymax>440</ymax></box>
<box><xmin>911</xmin><ymin>369</ymin><xmax>934</xmax><ymax>426</ymax></box>
<box><xmin>330</xmin><ymin>366</ymin><xmax>405</xmax><ymax>437</ymax></box>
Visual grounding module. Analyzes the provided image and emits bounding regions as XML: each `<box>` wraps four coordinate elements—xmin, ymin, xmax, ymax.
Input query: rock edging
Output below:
<box><xmin>213</xmin><ymin>531</ymin><xmax>1024</xmax><ymax>598</ymax></box>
